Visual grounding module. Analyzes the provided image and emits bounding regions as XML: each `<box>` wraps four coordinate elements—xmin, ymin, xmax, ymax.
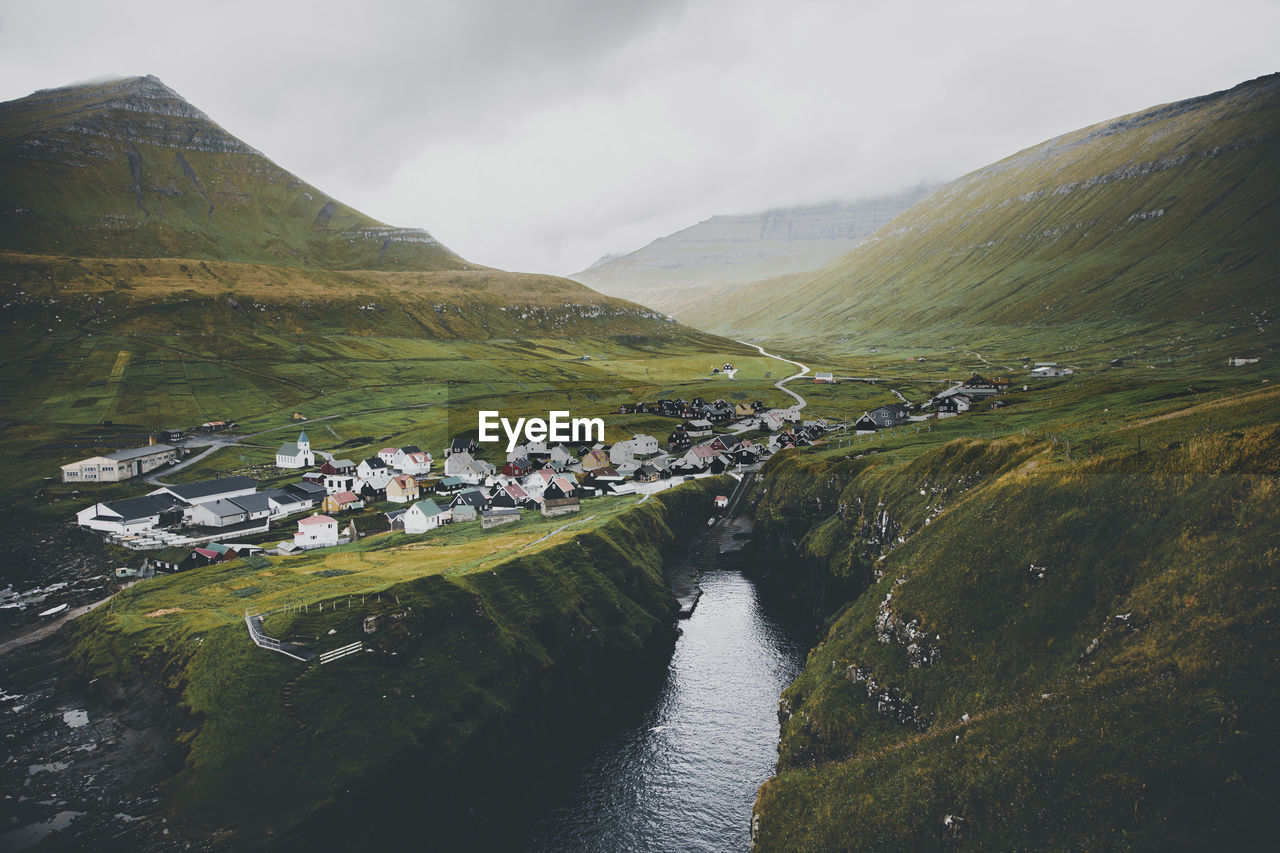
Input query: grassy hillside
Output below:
<box><xmin>0</xmin><ymin>77</ymin><xmax>779</xmax><ymax>508</ymax></box>
<box><xmin>746</xmin><ymin>364</ymin><xmax>1280</xmax><ymax>849</ymax></box>
<box><xmin>70</xmin><ymin>480</ymin><xmax>727</xmax><ymax>844</ymax></box>
<box><xmin>678</xmin><ymin>74</ymin><xmax>1280</xmax><ymax>359</ymax></box>
<box><xmin>0</xmin><ymin>76</ymin><xmax>463</xmax><ymax>271</ymax></box>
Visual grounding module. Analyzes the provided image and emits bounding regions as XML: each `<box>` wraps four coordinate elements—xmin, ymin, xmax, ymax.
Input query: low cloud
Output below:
<box><xmin>1</xmin><ymin>0</ymin><xmax>1276</xmax><ymax>275</ymax></box>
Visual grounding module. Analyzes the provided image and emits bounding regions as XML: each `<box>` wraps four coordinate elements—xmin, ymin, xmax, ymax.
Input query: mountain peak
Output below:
<box><xmin>0</xmin><ymin>75</ymin><xmax>465</xmax><ymax>271</ymax></box>
<box><xmin>23</xmin><ymin>74</ymin><xmax>212</xmax><ymax>123</ymax></box>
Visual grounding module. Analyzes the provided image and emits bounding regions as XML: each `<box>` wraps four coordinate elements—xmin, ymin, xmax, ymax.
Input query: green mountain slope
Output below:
<box><xmin>0</xmin><ymin>77</ymin><xmax>772</xmax><ymax>507</ymax></box>
<box><xmin>747</xmin><ymin>376</ymin><xmax>1280</xmax><ymax>849</ymax></box>
<box><xmin>680</xmin><ymin>74</ymin><xmax>1280</xmax><ymax>356</ymax></box>
<box><xmin>0</xmin><ymin>75</ymin><xmax>464</xmax><ymax>271</ymax></box>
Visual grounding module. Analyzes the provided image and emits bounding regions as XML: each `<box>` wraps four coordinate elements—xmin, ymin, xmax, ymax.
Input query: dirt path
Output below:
<box><xmin>738</xmin><ymin>341</ymin><xmax>809</xmax><ymax>410</ymax></box>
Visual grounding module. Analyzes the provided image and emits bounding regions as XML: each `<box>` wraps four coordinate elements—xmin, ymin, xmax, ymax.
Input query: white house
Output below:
<box><xmin>403</xmin><ymin>499</ymin><xmax>451</xmax><ymax>534</ymax></box>
<box><xmin>356</xmin><ymin>457</ymin><xmax>393</xmax><ymax>490</ymax></box>
<box><xmin>443</xmin><ymin>453</ymin><xmax>493</xmax><ymax>483</ymax></box>
<box><xmin>392</xmin><ymin>446</ymin><xmax>427</xmax><ymax>471</ymax></box>
<box><xmin>609</xmin><ymin>433</ymin><xmax>660</xmax><ymax>465</ymax></box>
<box><xmin>275</xmin><ymin>431</ymin><xmax>315</xmax><ymax>469</ymax></box>
<box><xmin>188</xmin><ymin>499</ymin><xmax>249</xmax><ymax>528</ymax></box>
<box><xmin>378</xmin><ymin>447</ymin><xmax>400</xmax><ymax>466</ymax></box>
<box><xmin>443</xmin><ymin>451</ymin><xmax>475</xmax><ymax>477</ymax></box>
<box><xmin>76</xmin><ymin>493</ymin><xmax>186</xmax><ymax>535</ymax></box>
<box><xmin>293</xmin><ymin>514</ymin><xmax>339</xmax><ymax>550</ymax></box>
<box><xmin>323</xmin><ymin>471</ymin><xmax>358</xmax><ymax>496</ymax></box>
<box><xmin>456</xmin><ymin>458</ymin><xmax>495</xmax><ymax>485</ymax></box>
<box><xmin>397</xmin><ymin>451</ymin><xmax>432</xmax><ymax>476</ymax></box>
<box><xmin>522</xmin><ymin>468</ymin><xmax>556</xmax><ymax>499</ymax></box>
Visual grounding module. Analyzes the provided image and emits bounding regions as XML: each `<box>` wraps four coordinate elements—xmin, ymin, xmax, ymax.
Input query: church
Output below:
<box><xmin>276</xmin><ymin>431</ymin><xmax>315</xmax><ymax>469</ymax></box>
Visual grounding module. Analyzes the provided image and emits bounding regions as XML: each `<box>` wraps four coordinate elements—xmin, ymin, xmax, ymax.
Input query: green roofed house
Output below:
<box><xmin>435</xmin><ymin>476</ymin><xmax>466</xmax><ymax>493</ymax></box>
<box><xmin>404</xmin><ymin>499</ymin><xmax>450</xmax><ymax>534</ymax></box>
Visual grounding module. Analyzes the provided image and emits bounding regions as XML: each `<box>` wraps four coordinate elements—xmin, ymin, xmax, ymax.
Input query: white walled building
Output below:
<box><xmin>276</xmin><ymin>431</ymin><xmax>315</xmax><ymax>469</ymax></box>
<box><xmin>61</xmin><ymin>444</ymin><xmax>177</xmax><ymax>483</ymax></box>
<box><xmin>293</xmin><ymin>514</ymin><xmax>339</xmax><ymax>550</ymax></box>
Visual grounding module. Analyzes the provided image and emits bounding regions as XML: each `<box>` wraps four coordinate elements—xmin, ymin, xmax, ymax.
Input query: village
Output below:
<box><xmin>57</xmin><ymin>368</ymin><xmax>1028</xmax><ymax>576</ymax></box>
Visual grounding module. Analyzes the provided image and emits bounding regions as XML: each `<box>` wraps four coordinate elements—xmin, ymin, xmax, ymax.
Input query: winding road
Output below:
<box><xmin>738</xmin><ymin>341</ymin><xmax>809</xmax><ymax>410</ymax></box>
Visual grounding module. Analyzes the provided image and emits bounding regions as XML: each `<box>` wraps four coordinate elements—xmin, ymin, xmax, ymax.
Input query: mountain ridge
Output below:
<box><xmin>0</xmin><ymin>75</ymin><xmax>465</xmax><ymax>271</ymax></box>
<box><xmin>573</xmin><ymin>186</ymin><xmax>935</xmax><ymax>316</ymax></box>
<box><xmin>675</xmin><ymin>73</ymin><xmax>1280</xmax><ymax>356</ymax></box>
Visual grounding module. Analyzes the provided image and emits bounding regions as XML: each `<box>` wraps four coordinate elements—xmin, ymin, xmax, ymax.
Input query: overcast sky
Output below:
<box><xmin>1</xmin><ymin>0</ymin><xmax>1277</xmax><ymax>275</ymax></box>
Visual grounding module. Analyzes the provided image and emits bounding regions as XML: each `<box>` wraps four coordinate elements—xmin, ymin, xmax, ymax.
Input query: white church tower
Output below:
<box><xmin>276</xmin><ymin>430</ymin><xmax>316</xmax><ymax>469</ymax></box>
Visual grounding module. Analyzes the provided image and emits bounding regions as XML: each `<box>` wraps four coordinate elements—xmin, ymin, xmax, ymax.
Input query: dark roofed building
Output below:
<box><xmin>160</xmin><ymin>476</ymin><xmax>257</xmax><ymax>504</ymax></box>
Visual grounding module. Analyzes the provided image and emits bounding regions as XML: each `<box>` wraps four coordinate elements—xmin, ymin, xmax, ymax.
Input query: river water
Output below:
<box><xmin>519</xmin><ymin>569</ymin><xmax>812</xmax><ymax>852</ymax></box>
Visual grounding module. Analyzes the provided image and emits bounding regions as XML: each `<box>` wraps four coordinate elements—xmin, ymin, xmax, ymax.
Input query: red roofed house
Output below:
<box><xmin>322</xmin><ymin>490</ymin><xmax>364</xmax><ymax>514</ymax></box>
<box><xmin>580</xmin><ymin>449</ymin><xmax>611</xmax><ymax>471</ymax></box>
<box><xmin>293</xmin><ymin>514</ymin><xmax>339</xmax><ymax>550</ymax></box>
<box><xmin>386</xmin><ymin>475</ymin><xmax>420</xmax><ymax>504</ymax></box>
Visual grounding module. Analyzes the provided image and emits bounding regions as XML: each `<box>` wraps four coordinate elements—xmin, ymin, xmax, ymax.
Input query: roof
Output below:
<box><xmin>482</xmin><ymin>507</ymin><xmax>520</xmax><ymax>517</ymax></box>
<box><xmin>362</xmin><ymin>456</ymin><xmax>388</xmax><ymax>469</ymax></box>
<box><xmin>329</xmin><ymin>459</ymin><xmax>356</xmax><ymax>469</ymax></box>
<box><xmin>164</xmin><ymin>476</ymin><xmax>257</xmax><ymax>502</ymax></box>
<box><xmin>380</xmin><ymin>447</ymin><xmax>399</xmax><ymax>454</ymax></box>
<box><xmin>105</xmin><ymin>444</ymin><xmax>174</xmax><ymax>462</ymax></box>
<box><xmin>401</xmin><ymin>444</ymin><xmax>423</xmax><ymax>454</ymax></box>
<box><xmin>297</xmin><ymin>430</ymin><xmax>309</xmax><ymax>443</ymax></box>
<box><xmin>277</xmin><ymin>442</ymin><xmax>301</xmax><ymax>456</ymax></box>
<box><xmin>454</xmin><ymin>488</ymin><xmax>488</xmax><ymax>505</ymax></box>
<box><xmin>390</xmin><ymin>474</ymin><xmax>418</xmax><ymax>489</ymax></box>
<box><xmin>194</xmin><ymin>499</ymin><xmax>247</xmax><ymax>519</ymax></box>
<box><xmin>439</xmin><ymin>476</ymin><xmax>465</xmax><ymax>486</ymax></box>
<box><xmin>100</xmin><ymin>493</ymin><xmax>185</xmax><ymax>521</ymax></box>
<box><xmin>287</xmin><ymin>480</ymin><xmax>327</xmax><ymax>496</ymax></box>
<box><xmin>504</xmin><ymin>483</ymin><xmax>529</xmax><ymax>499</ymax></box>
<box><xmin>412</xmin><ymin>499</ymin><xmax>446</xmax><ymax>517</ymax></box>
<box><xmin>385</xmin><ymin>508</ymin><xmax>408</xmax><ymax>521</ymax></box>
<box><xmin>230</xmin><ymin>493</ymin><xmax>273</xmax><ymax>514</ymax></box>
<box><xmin>404</xmin><ymin>452</ymin><xmax>429</xmax><ymax>463</ymax></box>
<box><xmin>298</xmin><ymin>514</ymin><xmax>336</xmax><ymax>526</ymax></box>
<box><xmin>330</xmin><ymin>490</ymin><xmax>360</xmax><ymax>503</ymax></box>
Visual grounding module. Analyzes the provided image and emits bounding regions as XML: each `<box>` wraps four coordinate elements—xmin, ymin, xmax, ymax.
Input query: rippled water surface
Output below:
<box><xmin>522</xmin><ymin>570</ymin><xmax>810</xmax><ymax>852</ymax></box>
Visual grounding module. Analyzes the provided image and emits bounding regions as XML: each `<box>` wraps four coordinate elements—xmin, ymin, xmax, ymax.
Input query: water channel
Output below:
<box><xmin>519</xmin><ymin>569</ymin><xmax>812</xmax><ymax>852</ymax></box>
